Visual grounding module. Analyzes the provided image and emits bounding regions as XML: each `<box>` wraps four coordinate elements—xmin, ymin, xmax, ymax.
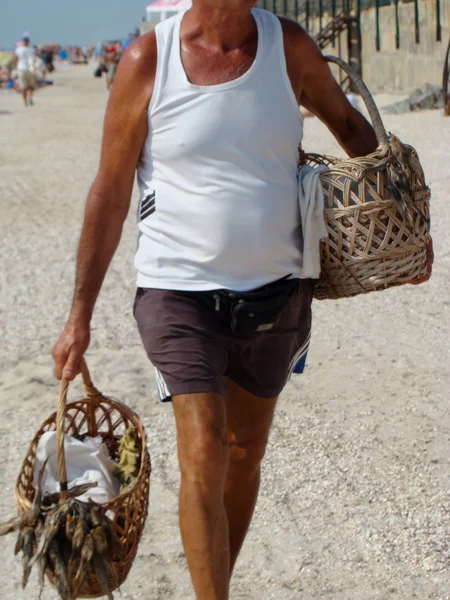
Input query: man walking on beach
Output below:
<box><xmin>15</xmin><ymin>36</ymin><xmax>36</xmax><ymax>107</ymax></box>
<box><xmin>52</xmin><ymin>2</ymin><xmax>396</xmax><ymax>598</ymax></box>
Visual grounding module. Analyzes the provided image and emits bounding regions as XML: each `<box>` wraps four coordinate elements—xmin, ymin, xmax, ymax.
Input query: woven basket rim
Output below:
<box><xmin>14</xmin><ymin>392</ymin><xmax>149</xmax><ymax>512</ymax></box>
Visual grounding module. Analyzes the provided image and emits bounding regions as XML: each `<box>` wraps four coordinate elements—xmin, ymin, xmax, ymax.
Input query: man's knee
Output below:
<box><xmin>228</xmin><ymin>437</ymin><xmax>268</xmax><ymax>472</ymax></box>
<box><xmin>174</xmin><ymin>392</ymin><xmax>229</xmax><ymax>486</ymax></box>
<box><xmin>179</xmin><ymin>434</ymin><xmax>229</xmax><ymax>485</ymax></box>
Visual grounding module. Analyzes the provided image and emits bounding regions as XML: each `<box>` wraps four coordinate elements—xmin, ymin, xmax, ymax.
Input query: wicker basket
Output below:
<box><xmin>14</xmin><ymin>359</ymin><xmax>151</xmax><ymax>598</ymax></box>
<box><xmin>304</xmin><ymin>56</ymin><xmax>431</xmax><ymax>300</ymax></box>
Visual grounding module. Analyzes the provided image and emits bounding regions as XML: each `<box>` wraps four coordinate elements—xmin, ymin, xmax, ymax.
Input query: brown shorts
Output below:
<box><xmin>134</xmin><ymin>280</ymin><xmax>314</xmax><ymax>401</ymax></box>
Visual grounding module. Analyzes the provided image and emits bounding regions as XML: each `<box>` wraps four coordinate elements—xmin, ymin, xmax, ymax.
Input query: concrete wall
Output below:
<box><xmin>360</xmin><ymin>0</ymin><xmax>450</xmax><ymax>93</ymax></box>
<box><xmin>304</xmin><ymin>1</ymin><xmax>449</xmax><ymax>94</ymax></box>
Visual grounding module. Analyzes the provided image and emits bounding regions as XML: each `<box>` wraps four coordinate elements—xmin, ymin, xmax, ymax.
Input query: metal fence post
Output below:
<box><xmin>332</xmin><ymin>0</ymin><xmax>337</xmax><ymax>48</ymax></box>
<box><xmin>394</xmin><ymin>0</ymin><xmax>400</xmax><ymax>49</ymax></box>
<box><xmin>414</xmin><ymin>0</ymin><xmax>420</xmax><ymax>44</ymax></box>
<box><xmin>375</xmin><ymin>0</ymin><xmax>380</xmax><ymax>51</ymax></box>
<box><xmin>356</xmin><ymin>0</ymin><xmax>362</xmax><ymax>77</ymax></box>
<box><xmin>436</xmin><ymin>0</ymin><xmax>442</xmax><ymax>42</ymax></box>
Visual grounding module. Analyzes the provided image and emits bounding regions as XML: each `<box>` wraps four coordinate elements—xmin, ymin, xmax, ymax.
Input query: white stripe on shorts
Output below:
<box><xmin>288</xmin><ymin>329</ymin><xmax>311</xmax><ymax>374</ymax></box>
<box><xmin>155</xmin><ymin>368</ymin><xmax>170</xmax><ymax>400</ymax></box>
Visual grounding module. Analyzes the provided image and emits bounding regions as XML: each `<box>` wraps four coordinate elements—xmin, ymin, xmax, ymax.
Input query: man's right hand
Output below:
<box><xmin>51</xmin><ymin>319</ymin><xmax>90</xmax><ymax>380</ymax></box>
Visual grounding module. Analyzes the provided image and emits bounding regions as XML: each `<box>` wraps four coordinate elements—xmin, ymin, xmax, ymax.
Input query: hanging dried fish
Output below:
<box><xmin>65</xmin><ymin>513</ymin><xmax>77</xmax><ymax>542</ymax></box>
<box><xmin>42</xmin><ymin>481</ymin><xmax>98</xmax><ymax>507</ymax></box>
<box><xmin>91</xmin><ymin>524</ymin><xmax>108</xmax><ymax>556</ymax></box>
<box><xmin>37</xmin><ymin>553</ymin><xmax>49</xmax><ymax>600</ymax></box>
<box><xmin>1</xmin><ymin>459</ymin><xmax>47</xmax><ymax>539</ymax></box>
<box><xmin>0</xmin><ymin>515</ymin><xmax>24</xmax><ymax>537</ymax></box>
<box><xmin>92</xmin><ymin>553</ymin><xmax>114</xmax><ymax>600</ymax></box>
<box><xmin>89</xmin><ymin>503</ymin><xmax>124</xmax><ymax>561</ymax></box>
<box><xmin>1</xmin><ymin>450</ymin><xmax>129</xmax><ymax>600</ymax></box>
<box><xmin>71</xmin><ymin>531</ymin><xmax>95</xmax><ymax>599</ymax></box>
<box><xmin>48</xmin><ymin>538</ymin><xmax>70</xmax><ymax>600</ymax></box>
<box><xmin>29</xmin><ymin>500</ymin><xmax>74</xmax><ymax>568</ymax></box>
<box><xmin>72</xmin><ymin>510</ymin><xmax>89</xmax><ymax>553</ymax></box>
<box><xmin>21</xmin><ymin>526</ymin><xmax>36</xmax><ymax>588</ymax></box>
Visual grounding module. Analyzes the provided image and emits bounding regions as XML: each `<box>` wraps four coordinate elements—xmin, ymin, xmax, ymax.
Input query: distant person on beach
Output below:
<box><xmin>15</xmin><ymin>36</ymin><xmax>36</xmax><ymax>106</ymax></box>
<box><xmin>104</xmin><ymin>47</ymin><xmax>119</xmax><ymax>91</ymax></box>
<box><xmin>41</xmin><ymin>47</ymin><xmax>55</xmax><ymax>73</ymax></box>
<box><xmin>95</xmin><ymin>41</ymin><xmax>104</xmax><ymax>61</ymax></box>
<box><xmin>52</xmin><ymin>2</ymin><xmax>432</xmax><ymax>598</ymax></box>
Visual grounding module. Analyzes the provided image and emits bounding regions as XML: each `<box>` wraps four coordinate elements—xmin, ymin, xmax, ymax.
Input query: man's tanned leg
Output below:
<box><xmin>224</xmin><ymin>378</ymin><xmax>277</xmax><ymax>573</ymax></box>
<box><xmin>173</xmin><ymin>392</ymin><xmax>230</xmax><ymax>600</ymax></box>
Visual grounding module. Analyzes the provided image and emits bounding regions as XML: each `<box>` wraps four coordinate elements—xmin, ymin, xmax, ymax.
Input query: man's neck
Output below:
<box><xmin>183</xmin><ymin>1</ymin><xmax>257</xmax><ymax>51</ymax></box>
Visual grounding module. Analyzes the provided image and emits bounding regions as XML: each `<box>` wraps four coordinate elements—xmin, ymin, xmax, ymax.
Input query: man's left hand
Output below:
<box><xmin>410</xmin><ymin>239</ymin><xmax>434</xmax><ymax>285</ymax></box>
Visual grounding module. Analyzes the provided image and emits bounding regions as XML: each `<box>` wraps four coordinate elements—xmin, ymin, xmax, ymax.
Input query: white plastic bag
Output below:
<box><xmin>33</xmin><ymin>432</ymin><xmax>120</xmax><ymax>505</ymax></box>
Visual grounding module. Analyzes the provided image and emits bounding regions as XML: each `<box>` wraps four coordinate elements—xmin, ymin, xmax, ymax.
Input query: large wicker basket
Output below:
<box><xmin>304</xmin><ymin>56</ymin><xmax>431</xmax><ymax>300</ymax></box>
<box><xmin>14</xmin><ymin>360</ymin><xmax>151</xmax><ymax>598</ymax></box>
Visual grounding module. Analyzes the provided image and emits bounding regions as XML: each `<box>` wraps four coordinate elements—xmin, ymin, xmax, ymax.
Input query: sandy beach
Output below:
<box><xmin>0</xmin><ymin>64</ymin><xmax>449</xmax><ymax>600</ymax></box>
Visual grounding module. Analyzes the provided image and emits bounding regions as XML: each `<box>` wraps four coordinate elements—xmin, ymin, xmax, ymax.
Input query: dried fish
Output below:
<box><xmin>72</xmin><ymin>512</ymin><xmax>89</xmax><ymax>552</ymax></box>
<box><xmin>68</xmin><ymin>481</ymin><xmax>98</xmax><ymax>498</ymax></box>
<box><xmin>70</xmin><ymin>564</ymin><xmax>87</xmax><ymax>600</ymax></box>
<box><xmin>37</xmin><ymin>554</ymin><xmax>49</xmax><ymax>600</ymax></box>
<box><xmin>3</xmin><ymin>456</ymin><xmax>124</xmax><ymax>599</ymax></box>
<box><xmin>30</xmin><ymin>500</ymin><xmax>74</xmax><ymax>567</ymax></box>
<box><xmin>65</xmin><ymin>514</ymin><xmax>77</xmax><ymax>542</ymax></box>
<box><xmin>92</xmin><ymin>553</ymin><xmax>114</xmax><ymax>600</ymax></box>
<box><xmin>67</xmin><ymin>552</ymin><xmax>80</xmax><ymax>587</ymax></box>
<box><xmin>29</xmin><ymin>459</ymin><xmax>48</xmax><ymax>522</ymax></box>
<box><xmin>80</xmin><ymin>531</ymin><xmax>95</xmax><ymax>565</ymax></box>
<box><xmin>91</xmin><ymin>524</ymin><xmax>108</xmax><ymax>556</ymax></box>
<box><xmin>89</xmin><ymin>504</ymin><xmax>124</xmax><ymax>560</ymax></box>
<box><xmin>48</xmin><ymin>539</ymin><xmax>70</xmax><ymax>600</ymax></box>
<box><xmin>42</xmin><ymin>482</ymin><xmax>98</xmax><ymax>507</ymax></box>
<box><xmin>2</xmin><ymin>460</ymin><xmax>47</xmax><ymax>541</ymax></box>
<box><xmin>14</xmin><ymin>527</ymin><xmax>25</xmax><ymax>556</ymax></box>
<box><xmin>71</xmin><ymin>532</ymin><xmax>95</xmax><ymax>599</ymax></box>
<box><xmin>0</xmin><ymin>515</ymin><xmax>23</xmax><ymax>537</ymax></box>
<box><xmin>21</xmin><ymin>526</ymin><xmax>35</xmax><ymax>589</ymax></box>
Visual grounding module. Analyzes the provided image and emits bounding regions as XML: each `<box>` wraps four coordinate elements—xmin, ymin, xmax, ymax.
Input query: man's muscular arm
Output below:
<box><xmin>281</xmin><ymin>19</ymin><xmax>378</xmax><ymax>158</ymax></box>
<box><xmin>51</xmin><ymin>34</ymin><xmax>156</xmax><ymax>380</ymax></box>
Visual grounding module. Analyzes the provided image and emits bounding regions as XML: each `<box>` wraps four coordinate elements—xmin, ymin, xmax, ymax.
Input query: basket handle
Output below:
<box><xmin>325</xmin><ymin>55</ymin><xmax>389</xmax><ymax>147</ymax></box>
<box><xmin>56</xmin><ymin>358</ymin><xmax>101</xmax><ymax>501</ymax></box>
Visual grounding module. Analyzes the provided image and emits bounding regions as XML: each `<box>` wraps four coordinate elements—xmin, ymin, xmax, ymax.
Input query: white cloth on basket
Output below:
<box><xmin>298</xmin><ymin>164</ymin><xmax>329</xmax><ymax>279</ymax></box>
<box><xmin>33</xmin><ymin>432</ymin><xmax>119</xmax><ymax>505</ymax></box>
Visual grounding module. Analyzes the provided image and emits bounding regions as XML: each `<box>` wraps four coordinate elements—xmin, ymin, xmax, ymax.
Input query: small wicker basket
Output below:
<box><xmin>14</xmin><ymin>359</ymin><xmax>151</xmax><ymax>598</ymax></box>
<box><xmin>304</xmin><ymin>56</ymin><xmax>431</xmax><ymax>300</ymax></box>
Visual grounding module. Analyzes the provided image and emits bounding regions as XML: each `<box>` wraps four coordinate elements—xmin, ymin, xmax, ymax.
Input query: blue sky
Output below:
<box><xmin>1</xmin><ymin>0</ymin><xmax>149</xmax><ymax>49</ymax></box>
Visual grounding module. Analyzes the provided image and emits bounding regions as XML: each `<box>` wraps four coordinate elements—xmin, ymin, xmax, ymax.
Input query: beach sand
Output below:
<box><xmin>0</xmin><ymin>64</ymin><xmax>449</xmax><ymax>600</ymax></box>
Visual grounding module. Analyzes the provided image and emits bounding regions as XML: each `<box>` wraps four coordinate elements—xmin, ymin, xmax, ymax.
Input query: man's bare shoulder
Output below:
<box><xmin>278</xmin><ymin>17</ymin><xmax>307</xmax><ymax>40</ymax></box>
<box><xmin>109</xmin><ymin>32</ymin><xmax>158</xmax><ymax>105</ymax></box>
<box><xmin>117</xmin><ymin>32</ymin><xmax>158</xmax><ymax>81</ymax></box>
<box><xmin>277</xmin><ymin>17</ymin><xmax>323</xmax><ymax>64</ymax></box>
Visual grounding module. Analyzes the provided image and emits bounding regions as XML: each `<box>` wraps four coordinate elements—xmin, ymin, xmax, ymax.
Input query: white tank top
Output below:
<box><xmin>135</xmin><ymin>8</ymin><xmax>304</xmax><ymax>292</ymax></box>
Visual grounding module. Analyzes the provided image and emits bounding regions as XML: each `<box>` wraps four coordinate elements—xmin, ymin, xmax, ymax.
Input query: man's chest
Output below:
<box><xmin>180</xmin><ymin>41</ymin><xmax>258</xmax><ymax>86</ymax></box>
